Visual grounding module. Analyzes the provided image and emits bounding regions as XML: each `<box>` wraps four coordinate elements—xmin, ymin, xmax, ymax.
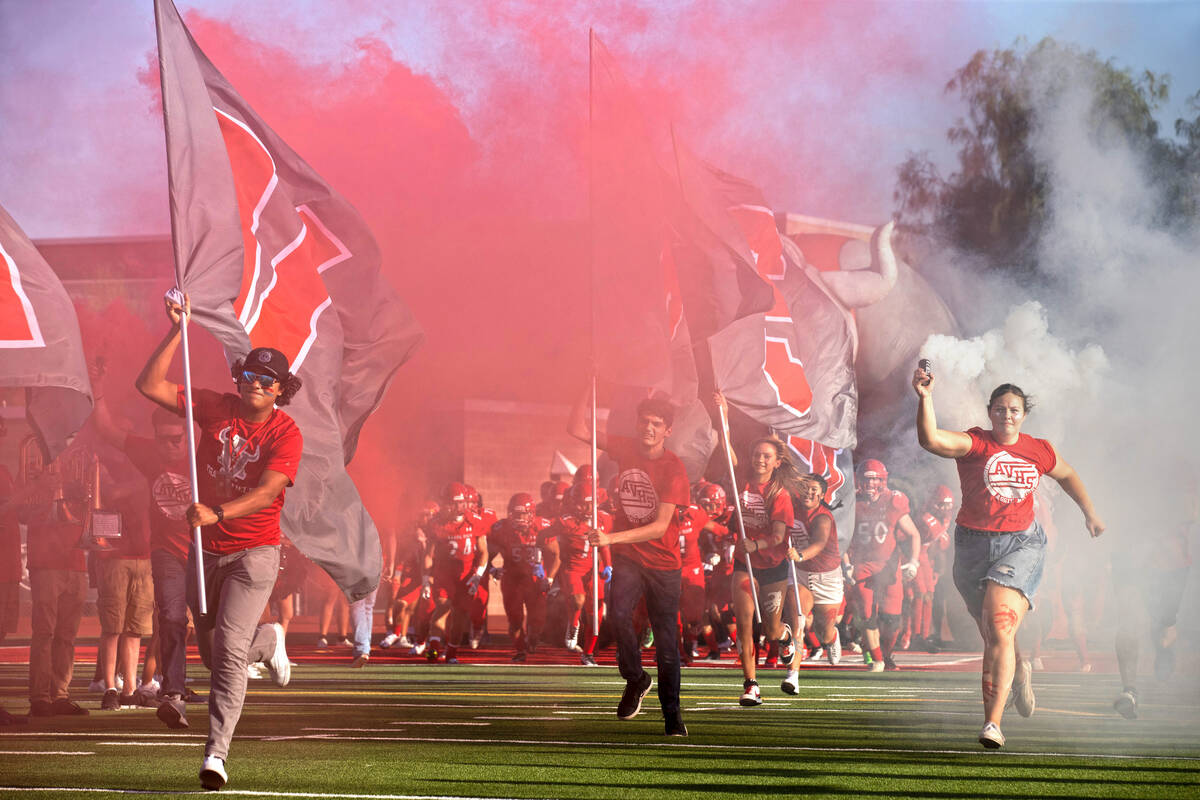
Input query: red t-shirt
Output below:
<box><xmin>0</xmin><ymin>466</ymin><xmax>21</xmax><ymax>581</ymax></box>
<box><xmin>850</xmin><ymin>489</ymin><xmax>911</xmax><ymax>579</ymax></box>
<box><xmin>179</xmin><ymin>388</ymin><xmax>302</xmax><ymax>554</ymax></box>
<box><xmin>740</xmin><ymin>481</ymin><xmax>795</xmax><ymax>569</ymax></box>
<box><xmin>955</xmin><ymin>427</ymin><xmax>1057</xmax><ymax>532</ymax></box>
<box><xmin>605</xmin><ymin>436</ymin><xmax>691</xmax><ymax>570</ymax></box>
<box><xmin>789</xmin><ymin>501</ymin><xmax>840</xmax><ymax>573</ymax></box>
<box><xmin>677</xmin><ymin>505</ymin><xmax>707</xmax><ymax>570</ymax></box>
<box><xmin>490</xmin><ymin>517</ymin><xmax>550</xmax><ymax>576</ymax></box>
<box><xmin>554</xmin><ymin>512</ymin><xmax>612</xmax><ymax>577</ymax></box>
<box><xmin>122</xmin><ymin>435</ymin><xmax>191</xmax><ymax>561</ymax></box>
<box><xmin>94</xmin><ymin>488</ymin><xmax>152</xmax><ymax>561</ymax></box>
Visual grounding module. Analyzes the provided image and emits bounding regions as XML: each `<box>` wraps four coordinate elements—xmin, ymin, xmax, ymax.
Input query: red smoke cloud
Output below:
<box><xmin>115</xmin><ymin>1</ymin><xmax>973</xmax><ymax>531</ymax></box>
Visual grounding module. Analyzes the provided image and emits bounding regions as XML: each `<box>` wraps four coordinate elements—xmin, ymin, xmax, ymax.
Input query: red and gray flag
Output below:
<box><xmin>155</xmin><ymin>0</ymin><xmax>423</xmax><ymax>600</ymax></box>
<box><xmin>0</xmin><ymin>202</ymin><xmax>93</xmax><ymax>460</ymax></box>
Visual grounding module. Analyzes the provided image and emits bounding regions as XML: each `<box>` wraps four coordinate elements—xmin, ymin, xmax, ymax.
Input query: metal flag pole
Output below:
<box><xmin>717</xmin><ymin>400</ymin><xmax>760</xmax><ymax>622</ymax></box>
<box><xmin>591</xmin><ymin>374</ymin><xmax>600</xmax><ymax>637</ymax></box>
<box><xmin>167</xmin><ymin>288</ymin><xmax>207</xmax><ymax>616</ymax></box>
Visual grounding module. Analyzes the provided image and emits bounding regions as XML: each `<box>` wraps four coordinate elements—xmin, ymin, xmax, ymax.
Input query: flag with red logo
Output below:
<box><xmin>154</xmin><ymin>0</ymin><xmax>423</xmax><ymax>600</ymax></box>
<box><xmin>0</xmin><ymin>202</ymin><xmax>93</xmax><ymax>460</ymax></box>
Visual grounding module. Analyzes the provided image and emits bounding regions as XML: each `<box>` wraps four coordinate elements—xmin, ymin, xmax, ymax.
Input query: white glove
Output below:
<box><xmin>900</xmin><ymin>561</ymin><xmax>919</xmax><ymax>582</ymax></box>
<box><xmin>466</xmin><ymin>571</ymin><xmax>483</xmax><ymax>596</ymax></box>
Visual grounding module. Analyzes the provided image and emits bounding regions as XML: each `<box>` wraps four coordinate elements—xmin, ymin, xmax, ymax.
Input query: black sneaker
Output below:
<box><xmin>617</xmin><ymin>672</ymin><xmax>653</xmax><ymax>720</ymax></box>
<box><xmin>29</xmin><ymin>700</ymin><xmax>54</xmax><ymax>717</ymax></box>
<box><xmin>182</xmin><ymin>688</ymin><xmax>206</xmax><ymax>704</ymax></box>
<box><xmin>664</xmin><ymin>711</ymin><xmax>688</xmax><ymax>737</ymax></box>
<box><xmin>511</xmin><ymin>651</ymin><xmax>527</xmax><ymax>662</ymax></box>
<box><xmin>157</xmin><ymin>696</ymin><xmax>189</xmax><ymax>729</ymax></box>
<box><xmin>100</xmin><ymin>689</ymin><xmax>121</xmax><ymax>711</ymax></box>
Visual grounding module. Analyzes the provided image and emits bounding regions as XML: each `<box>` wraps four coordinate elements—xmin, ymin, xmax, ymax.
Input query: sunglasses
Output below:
<box><xmin>240</xmin><ymin>370</ymin><xmax>279</xmax><ymax>389</ymax></box>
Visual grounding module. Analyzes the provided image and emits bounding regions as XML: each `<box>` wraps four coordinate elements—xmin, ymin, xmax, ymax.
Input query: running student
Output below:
<box><xmin>570</xmin><ymin>388</ymin><xmax>690</xmax><ymax>737</ymax></box>
<box><xmin>913</xmin><ymin>370</ymin><xmax>1104</xmax><ymax>750</ymax></box>
<box><xmin>136</xmin><ymin>293</ymin><xmax>300</xmax><ymax>790</ymax></box>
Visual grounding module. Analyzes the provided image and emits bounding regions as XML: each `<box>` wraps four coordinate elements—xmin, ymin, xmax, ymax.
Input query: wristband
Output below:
<box><xmin>213</xmin><ymin>505</ymin><xmax>225</xmax><ymax>523</ymax></box>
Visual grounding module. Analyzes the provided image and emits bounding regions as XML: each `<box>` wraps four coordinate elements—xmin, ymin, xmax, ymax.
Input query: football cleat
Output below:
<box><xmin>380</xmin><ymin>633</ymin><xmax>400</xmax><ymax>649</ymax></box>
<box><xmin>580</xmin><ymin>653</ymin><xmax>597</xmax><ymax>667</ymax></box>
<box><xmin>410</xmin><ymin>641</ymin><xmax>427</xmax><ymax>656</ymax></box>
<box><xmin>740</xmin><ymin>680</ymin><xmax>763</xmax><ymax>706</ymax></box>
<box><xmin>868</xmin><ymin>660</ymin><xmax>885</xmax><ymax>673</ymax></box>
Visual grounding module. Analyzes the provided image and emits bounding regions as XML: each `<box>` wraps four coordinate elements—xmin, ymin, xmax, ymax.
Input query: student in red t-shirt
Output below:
<box><xmin>570</xmin><ymin>389</ymin><xmax>690</xmax><ymax>737</ymax></box>
<box><xmin>914</xmin><ymin>371</ymin><xmax>1104</xmax><ymax>750</ymax></box>
<box><xmin>136</xmin><ymin>294</ymin><xmax>302</xmax><ymax>791</ymax></box>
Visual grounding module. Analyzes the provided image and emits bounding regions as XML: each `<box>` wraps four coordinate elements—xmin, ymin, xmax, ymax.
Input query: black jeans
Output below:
<box><xmin>609</xmin><ymin>556</ymin><xmax>682</xmax><ymax>715</ymax></box>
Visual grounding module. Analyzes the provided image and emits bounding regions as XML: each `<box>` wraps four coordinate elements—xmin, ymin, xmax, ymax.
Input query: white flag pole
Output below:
<box><xmin>717</xmin><ymin>401</ymin><xmax>760</xmax><ymax>623</ymax></box>
<box><xmin>167</xmin><ymin>288</ymin><xmax>207</xmax><ymax>616</ymax></box>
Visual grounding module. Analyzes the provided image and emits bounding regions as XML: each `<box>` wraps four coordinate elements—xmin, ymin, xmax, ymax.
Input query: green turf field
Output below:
<box><xmin>2</xmin><ymin>662</ymin><xmax>1198</xmax><ymax>799</ymax></box>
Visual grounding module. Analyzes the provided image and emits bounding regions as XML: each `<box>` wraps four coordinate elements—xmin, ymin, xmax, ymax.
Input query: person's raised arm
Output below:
<box><xmin>136</xmin><ymin>294</ymin><xmax>190</xmax><ymax>414</ymax></box>
<box><xmin>87</xmin><ymin>361</ymin><xmax>129</xmax><ymax>450</ymax></box>
<box><xmin>567</xmin><ymin>383</ymin><xmax>607</xmax><ymax>450</ymax></box>
<box><xmin>912</xmin><ymin>370</ymin><xmax>971</xmax><ymax>458</ymax></box>
<box><xmin>1047</xmin><ymin>453</ymin><xmax>1105</xmax><ymax>538</ymax></box>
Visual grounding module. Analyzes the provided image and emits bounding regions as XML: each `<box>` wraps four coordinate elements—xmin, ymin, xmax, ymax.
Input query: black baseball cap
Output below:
<box><xmin>244</xmin><ymin>347</ymin><xmax>291</xmax><ymax>379</ymax></box>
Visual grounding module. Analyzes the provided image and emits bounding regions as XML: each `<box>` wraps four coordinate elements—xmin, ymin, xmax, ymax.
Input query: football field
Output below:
<box><xmin>2</xmin><ymin>656</ymin><xmax>1199</xmax><ymax>799</ymax></box>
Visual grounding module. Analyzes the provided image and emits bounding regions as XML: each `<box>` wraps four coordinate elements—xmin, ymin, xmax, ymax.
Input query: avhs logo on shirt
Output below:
<box><xmin>618</xmin><ymin>468</ymin><xmax>659</xmax><ymax>525</ymax></box>
<box><xmin>984</xmin><ymin>450</ymin><xmax>1040</xmax><ymax>504</ymax></box>
<box><xmin>151</xmin><ymin>471</ymin><xmax>191</xmax><ymax>520</ymax></box>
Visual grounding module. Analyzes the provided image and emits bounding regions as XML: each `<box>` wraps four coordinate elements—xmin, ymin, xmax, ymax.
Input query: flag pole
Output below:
<box><xmin>717</xmin><ymin>401</ymin><xmax>760</xmax><ymax>623</ymax></box>
<box><xmin>169</xmin><ymin>289</ymin><xmax>207</xmax><ymax>617</ymax></box>
<box><xmin>588</xmin><ymin>29</ymin><xmax>601</xmax><ymax>639</ymax></box>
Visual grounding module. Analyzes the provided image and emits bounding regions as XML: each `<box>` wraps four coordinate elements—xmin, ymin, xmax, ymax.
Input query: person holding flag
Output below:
<box><xmin>572</xmin><ymin>389</ymin><xmax>690</xmax><ymax>737</ymax></box>
<box><xmin>136</xmin><ymin>294</ymin><xmax>299</xmax><ymax>791</ymax></box>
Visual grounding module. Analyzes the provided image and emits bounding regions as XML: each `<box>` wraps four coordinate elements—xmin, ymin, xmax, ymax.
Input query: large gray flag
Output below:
<box><xmin>155</xmin><ymin>0</ymin><xmax>423</xmax><ymax>600</ymax></box>
<box><xmin>0</xmin><ymin>202</ymin><xmax>93</xmax><ymax>460</ymax></box>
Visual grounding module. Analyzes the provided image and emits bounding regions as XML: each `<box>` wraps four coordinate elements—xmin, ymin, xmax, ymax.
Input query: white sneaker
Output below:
<box><xmin>565</xmin><ymin>625</ymin><xmax>582</xmax><ymax>653</ymax></box>
<box><xmin>263</xmin><ymin>622</ymin><xmax>291</xmax><ymax>687</ymax></box>
<box><xmin>979</xmin><ymin>722</ymin><xmax>1005</xmax><ymax>749</ymax></box>
<box><xmin>739</xmin><ymin>681</ymin><xmax>763</xmax><ymax>706</ymax></box>
<box><xmin>246</xmin><ymin>663</ymin><xmax>264</xmax><ymax>680</ymax></box>
<box><xmin>468</xmin><ymin>625</ymin><xmax>482</xmax><ymax>650</ymax></box>
<box><xmin>780</xmin><ymin>670</ymin><xmax>799</xmax><ymax>695</ymax></box>
<box><xmin>868</xmin><ymin>660</ymin><xmax>885</xmax><ymax>673</ymax></box>
<box><xmin>380</xmin><ymin>633</ymin><xmax>400</xmax><ymax>649</ymax></box>
<box><xmin>410</xmin><ymin>641</ymin><xmax>427</xmax><ymax>656</ymax></box>
<box><xmin>397</xmin><ymin>635</ymin><xmax>413</xmax><ymax>648</ymax></box>
<box><xmin>88</xmin><ymin>679</ymin><xmax>106</xmax><ymax>693</ymax></box>
<box><xmin>1012</xmin><ymin>659</ymin><xmax>1035</xmax><ymax>718</ymax></box>
<box><xmin>828</xmin><ymin>632</ymin><xmax>842</xmax><ymax>666</ymax></box>
<box><xmin>848</xmin><ymin>641</ymin><xmax>863</xmax><ymax>654</ymax></box>
<box><xmin>139</xmin><ymin>678</ymin><xmax>161</xmax><ymax>697</ymax></box>
<box><xmin>199</xmin><ymin>755</ymin><xmax>227</xmax><ymax>790</ymax></box>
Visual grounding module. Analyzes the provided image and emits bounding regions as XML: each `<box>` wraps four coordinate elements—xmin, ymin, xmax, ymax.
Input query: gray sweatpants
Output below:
<box><xmin>186</xmin><ymin>545</ymin><xmax>280</xmax><ymax>761</ymax></box>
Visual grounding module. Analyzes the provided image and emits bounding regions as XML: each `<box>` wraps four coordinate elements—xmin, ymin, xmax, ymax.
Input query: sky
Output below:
<box><xmin>1</xmin><ymin>0</ymin><xmax>1196</xmax><ymax>239</ymax></box>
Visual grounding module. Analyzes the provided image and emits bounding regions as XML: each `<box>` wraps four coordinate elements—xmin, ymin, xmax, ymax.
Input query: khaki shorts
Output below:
<box><xmin>97</xmin><ymin>558</ymin><xmax>154</xmax><ymax>636</ymax></box>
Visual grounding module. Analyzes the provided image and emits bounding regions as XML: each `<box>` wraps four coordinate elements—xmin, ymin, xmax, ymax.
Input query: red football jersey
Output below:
<box><xmin>606</xmin><ymin>436</ymin><xmax>690</xmax><ymax>570</ymax></box>
<box><xmin>740</xmin><ymin>481</ymin><xmax>795</xmax><ymax>569</ymax></box>
<box><xmin>789</xmin><ymin>501</ymin><xmax>840</xmax><ymax>573</ymax></box>
<box><xmin>956</xmin><ymin>427</ymin><xmax>1057</xmax><ymax>532</ymax></box>
<box><xmin>178</xmin><ymin>388</ymin><xmax>302</xmax><ymax>555</ymax></box>
<box><xmin>677</xmin><ymin>505</ymin><xmax>708</xmax><ymax>570</ymax></box>
<box><xmin>430</xmin><ymin>514</ymin><xmax>485</xmax><ymax>577</ymax></box>
<box><xmin>850</xmin><ymin>489</ymin><xmax>911</xmax><ymax>580</ymax></box>
<box><xmin>490</xmin><ymin>517</ymin><xmax>549</xmax><ymax>575</ymax></box>
<box><xmin>554</xmin><ymin>512</ymin><xmax>613</xmax><ymax>577</ymax></box>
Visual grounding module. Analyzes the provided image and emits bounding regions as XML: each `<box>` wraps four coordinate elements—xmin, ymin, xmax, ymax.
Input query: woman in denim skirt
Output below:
<box><xmin>913</xmin><ymin>369</ymin><xmax>1105</xmax><ymax>749</ymax></box>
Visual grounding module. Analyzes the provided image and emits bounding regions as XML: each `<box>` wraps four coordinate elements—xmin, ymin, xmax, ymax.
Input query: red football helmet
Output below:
<box><xmin>463</xmin><ymin>484</ymin><xmax>482</xmax><ymax>513</ymax></box>
<box><xmin>417</xmin><ymin>499</ymin><xmax>440</xmax><ymax>525</ymax></box>
<box><xmin>442</xmin><ymin>481</ymin><xmax>471</xmax><ymax>521</ymax></box>
<box><xmin>507</xmin><ymin>492</ymin><xmax>536</xmax><ymax>528</ymax></box>
<box><xmin>553</xmin><ymin>480</ymin><xmax>571</xmax><ymax>502</ymax></box>
<box><xmin>573</xmin><ymin>464</ymin><xmax>594</xmax><ymax>487</ymax></box>
<box><xmin>697</xmin><ymin>482</ymin><xmax>727</xmax><ymax>517</ymax></box>
<box><xmin>856</xmin><ymin>459</ymin><xmax>888</xmax><ymax>501</ymax></box>
<box><xmin>564</xmin><ymin>483</ymin><xmax>596</xmax><ymax>518</ymax></box>
<box><xmin>926</xmin><ymin>485</ymin><xmax>955</xmax><ymax>517</ymax></box>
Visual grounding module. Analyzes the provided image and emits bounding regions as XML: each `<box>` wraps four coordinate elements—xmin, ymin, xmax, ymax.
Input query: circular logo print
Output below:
<box><xmin>984</xmin><ymin>450</ymin><xmax>1040</xmax><ymax>504</ymax></box>
<box><xmin>257</xmin><ymin>350</ymin><xmax>272</xmax><ymax>364</ymax></box>
<box><xmin>151</xmin><ymin>471</ymin><xmax>191</xmax><ymax>520</ymax></box>
<box><xmin>617</xmin><ymin>468</ymin><xmax>659</xmax><ymax>525</ymax></box>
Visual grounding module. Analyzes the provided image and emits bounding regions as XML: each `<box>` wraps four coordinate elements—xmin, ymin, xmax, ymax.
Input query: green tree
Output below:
<box><xmin>895</xmin><ymin>37</ymin><xmax>1197</xmax><ymax>277</ymax></box>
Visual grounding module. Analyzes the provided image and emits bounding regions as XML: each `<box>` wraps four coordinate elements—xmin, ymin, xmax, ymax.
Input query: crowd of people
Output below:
<box><xmin>4</xmin><ymin>300</ymin><xmax>1197</xmax><ymax>787</ymax></box>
